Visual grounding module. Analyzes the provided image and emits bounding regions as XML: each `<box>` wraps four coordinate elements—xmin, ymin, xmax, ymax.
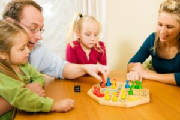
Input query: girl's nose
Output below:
<box><xmin>91</xmin><ymin>35</ymin><xmax>96</xmax><ymax>41</ymax></box>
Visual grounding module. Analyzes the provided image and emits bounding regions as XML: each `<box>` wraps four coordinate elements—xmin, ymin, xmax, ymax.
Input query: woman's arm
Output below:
<box><xmin>143</xmin><ymin>69</ymin><xmax>176</xmax><ymax>85</ymax></box>
<box><xmin>127</xmin><ymin>63</ymin><xmax>176</xmax><ymax>85</ymax></box>
<box><xmin>129</xmin><ymin>33</ymin><xmax>155</xmax><ymax>64</ymax></box>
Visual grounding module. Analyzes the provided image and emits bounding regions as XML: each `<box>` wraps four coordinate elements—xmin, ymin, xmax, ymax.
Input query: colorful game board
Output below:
<box><xmin>87</xmin><ymin>78</ymin><xmax>150</xmax><ymax>107</ymax></box>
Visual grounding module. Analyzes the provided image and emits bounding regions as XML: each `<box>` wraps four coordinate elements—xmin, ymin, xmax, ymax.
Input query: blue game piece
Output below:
<box><xmin>125</xmin><ymin>80</ymin><xmax>130</xmax><ymax>88</ymax></box>
<box><xmin>106</xmin><ymin>77</ymin><xmax>111</xmax><ymax>86</ymax></box>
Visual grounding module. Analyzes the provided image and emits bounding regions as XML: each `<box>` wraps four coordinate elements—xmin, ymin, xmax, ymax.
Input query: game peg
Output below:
<box><xmin>131</xmin><ymin>81</ymin><xmax>135</xmax><ymax>89</ymax></box>
<box><xmin>121</xmin><ymin>89</ymin><xmax>126</xmax><ymax>100</ymax></box>
<box><xmin>111</xmin><ymin>81</ymin><xmax>116</xmax><ymax>89</ymax></box>
<box><xmin>112</xmin><ymin>92</ymin><xmax>118</xmax><ymax>102</ymax></box>
<box><xmin>128</xmin><ymin>87</ymin><xmax>133</xmax><ymax>95</ymax></box>
<box><xmin>93</xmin><ymin>86</ymin><xmax>104</xmax><ymax>97</ymax></box>
<box><xmin>105</xmin><ymin>90</ymin><xmax>110</xmax><ymax>94</ymax></box>
<box><xmin>104</xmin><ymin>90</ymin><xmax>110</xmax><ymax>100</ymax></box>
<box><xmin>135</xmin><ymin>80</ymin><xmax>140</xmax><ymax>89</ymax></box>
<box><xmin>106</xmin><ymin>77</ymin><xmax>111</xmax><ymax>86</ymax></box>
<box><xmin>96</xmin><ymin>89</ymin><xmax>104</xmax><ymax>97</ymax></box>
<box><xmin>104</xmin><ymin>93</ymin><xmax>110</xmax><ymax>101</ymax></box>
<box><xmin>139</xmin><ymin>81</ymin><xmax>143</xmax><ymax>89</ymax></box>
<box><xmin>100</xmin><ymin>80</ymin><xmax>106</xmax><ymax>88</ymax></box>
<box><xmin>125</xmin><ymin>80</ymin><xmax>130</xmax><ymax>88</ymax></box>
<box><xmin>93</xmin><ymin>86</ymin><xmax>98</xmax><ymax>94</ymax></box>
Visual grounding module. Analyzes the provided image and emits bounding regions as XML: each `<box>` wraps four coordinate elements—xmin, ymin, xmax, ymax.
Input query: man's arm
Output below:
<box><xmin>62</xmin><ymin>63</ymin><xmax>109</xmax><ymax>81</ymax></box>
<box><xmin>30</xmin><ymin>44</ymin><xmax>109</xmax><ymax>80</ymax></box>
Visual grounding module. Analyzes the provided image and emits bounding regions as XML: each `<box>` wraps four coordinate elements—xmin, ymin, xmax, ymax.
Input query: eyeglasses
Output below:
<box><xmin>20</xmin><ymin>23</ymin><xmax>45</xmax><ymax>34</ymax></box>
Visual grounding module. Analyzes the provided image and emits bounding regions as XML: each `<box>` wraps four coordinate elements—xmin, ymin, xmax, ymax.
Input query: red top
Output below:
<box><xmin>66</xmin><ymin>40</ymin><xmax>106</xmax><ymax>65</ymax></box>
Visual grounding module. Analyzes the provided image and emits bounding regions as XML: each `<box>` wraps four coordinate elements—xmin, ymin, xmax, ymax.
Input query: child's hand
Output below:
<box><xmin>0</xmin><ymin>97</ymin><xmax>12</xmax><ymax>115</ymax></box>
<box><xmin>25</xmin><ymin>83</ymin><xmax>46</xmax><ymax>97</ymax></box>
<box><xmin>52</xmin><ymin>99</ymin><xmax>74</xmax><ymax>112</ymax></box>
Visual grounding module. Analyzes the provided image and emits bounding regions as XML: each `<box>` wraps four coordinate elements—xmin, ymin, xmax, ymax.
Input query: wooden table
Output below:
<box><xmin>15</xmin><ymin>71</ymin><xmax>180</xmax><ymax>120</ymax></box>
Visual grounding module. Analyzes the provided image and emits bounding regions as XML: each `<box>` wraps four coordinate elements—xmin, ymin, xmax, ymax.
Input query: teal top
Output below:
<box><xmin>129</xmin><ymin>32</ymin><xmax>180</xmax><ymax>86</ymax></box>
<box><xmin>0</xmin><ymin>63</ymin><xmax>54</xmax><ymax>120</ymax></box>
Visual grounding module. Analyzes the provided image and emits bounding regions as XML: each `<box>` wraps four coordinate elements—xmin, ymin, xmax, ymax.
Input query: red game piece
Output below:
<box><xmin>93</xmin><ymin>86</ymin><xmax>104</xmax><ymax>97</ymax></box>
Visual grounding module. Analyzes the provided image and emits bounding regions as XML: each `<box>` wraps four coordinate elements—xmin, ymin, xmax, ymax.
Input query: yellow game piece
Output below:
<box><xmin>111</xmin><ymin>81</ymin><xmax>116</xmax><ymax>89</ymax></box>
<box><xmin>121</xmin><ymin>89</ymin><xmax>126</xmax><ymax>100</ymax></box>
<box><xmin>105</xmin><ymin>90</ymin><xmax>109</xmax><ymax>94</ymax></box>
<box><xmin>104</xmin><ymin>90</ymin><xmax>110</xmax><ymax>100</ymax></box>
<box><xmin>104</xmin><ymin>94</ymin><xmax>110</xmax><ymax>101</ymax></box>
<box><xmin>112</xmin><ymin>92</ymin><xmax>118</xmax><ymax>102</ymax></box>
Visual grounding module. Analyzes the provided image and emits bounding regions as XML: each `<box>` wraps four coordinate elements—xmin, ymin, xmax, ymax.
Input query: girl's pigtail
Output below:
<box><xmin>66</xmin><ymin>13</ymin><xmax>82</xmax><ymax>47</ymax></box>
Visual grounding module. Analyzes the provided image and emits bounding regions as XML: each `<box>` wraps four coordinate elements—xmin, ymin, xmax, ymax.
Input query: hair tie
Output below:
<box><xmin>79</xmin><ymin>14</ymin><xmax>83</xmax><ymax>18</ymax></box>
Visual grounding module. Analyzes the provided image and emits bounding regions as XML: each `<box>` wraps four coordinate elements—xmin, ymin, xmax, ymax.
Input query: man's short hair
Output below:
<box><xmin>3</xmin><ymin>0</ymin><xmax>42</xmax><ymax>22</ymax></box>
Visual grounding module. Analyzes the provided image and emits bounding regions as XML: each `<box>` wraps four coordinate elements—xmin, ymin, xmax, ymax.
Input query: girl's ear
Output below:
<box><xmin>0</xmin><ymin>52</ymin><xmax>8</xmax><ymax>60</ymax></box>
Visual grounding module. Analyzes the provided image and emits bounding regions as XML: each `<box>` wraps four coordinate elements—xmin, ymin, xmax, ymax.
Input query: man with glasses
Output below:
<box><xmin>0</xmin><ymin>0</ymin><xmax>109</xmax><ymax>117</ymax></box>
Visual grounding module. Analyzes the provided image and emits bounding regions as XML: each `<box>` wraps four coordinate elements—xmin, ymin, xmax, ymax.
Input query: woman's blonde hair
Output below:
<box><xmin>0</xmin><ymin>20</ymin><xmax>28</xmax><ymax>81</ymax></box>
<box><xmin>154</xmin><ymin>0</ymin><xmax>180</xmax><ymax>53</ymax></box>
<box><xmin>66</xmin><ymin>13</ymin><xmax>104</xmax><ymax>53</ymax></box>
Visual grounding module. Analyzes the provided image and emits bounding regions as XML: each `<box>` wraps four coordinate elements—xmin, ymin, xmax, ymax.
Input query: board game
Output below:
<box><xmin>87</xmin><ymin>78</ymin><xmax>150</xmax><ymax>107</ymax></box>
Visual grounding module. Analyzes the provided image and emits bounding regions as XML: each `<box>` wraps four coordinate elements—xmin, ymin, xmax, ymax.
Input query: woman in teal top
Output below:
<box><xmin>0</xmin><ymin>20</ymin><xmax>74</xmax><ymax>120</ymax></box>
<box><xmin>127</xmin><ymin>0</ymin><xmax>180</xmax><ymax>86</ymax></box>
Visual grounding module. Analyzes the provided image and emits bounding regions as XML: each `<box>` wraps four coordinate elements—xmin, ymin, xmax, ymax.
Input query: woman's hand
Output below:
<box><xmin>127</xmin><ymin>62</ymin><xmax>150</xmax><ymax>81</ymax></box>
<box><xmin>128</xmin><ymin>62</ymin><xmax>147</xmax><ymax>78</ymax></box>
<box><xmin>127</xmin><ymin>71</ymin><xmax>142</xmax><ymax>81</ymax></box>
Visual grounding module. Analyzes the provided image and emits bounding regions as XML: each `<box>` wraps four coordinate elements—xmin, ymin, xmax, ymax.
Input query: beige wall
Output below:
<box><xmin>106</xmin><ymin>0</ymin><xmax>163</xmax><ymax>70</ymax></box>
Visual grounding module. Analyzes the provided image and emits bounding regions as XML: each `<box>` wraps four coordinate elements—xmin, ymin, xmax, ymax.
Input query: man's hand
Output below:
<box><xmin>25</xmin><ymin>83</ymin><xmax>45</xmax><ymax>97</ymax></box>
<box><xmin>83</xmin><ymin>64</ymin><xmax>109</xmax><ymax>81</ymax></box>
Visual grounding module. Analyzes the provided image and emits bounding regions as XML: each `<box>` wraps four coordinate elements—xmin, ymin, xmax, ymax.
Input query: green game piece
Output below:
<box><xmin>139</xmin><ymin>81</ymin><xmax>143</xmax><ymax>89</ymax></box>
<box><xmin>135</xmin><ymin>80</ymin><xmax>140</xmax><ymax>89</ymax></box>
<box><xmin>128</xmin><ymin>87</ymin><xmax>133</xmax><ymax>95</ymax></box>
<box><xmin>128</xmin><ymin>90</ymin><xmax>133</xmax><ymax>95</ymax></box>
<box><xmin>131</xmin><ymin>81</ymin><xmax>135</xmax><ymax>89</ymax></box>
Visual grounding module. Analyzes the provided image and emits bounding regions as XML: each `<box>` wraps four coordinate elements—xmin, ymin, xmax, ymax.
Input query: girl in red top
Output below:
<box><xmin>66</xmin><ymin>13</ymin><xmax>107</xmax><ymax>65</ymax></box>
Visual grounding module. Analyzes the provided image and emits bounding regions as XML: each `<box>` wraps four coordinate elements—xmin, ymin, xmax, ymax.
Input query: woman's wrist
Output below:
<box><xmin>142</xmin><ymin>69</ymin><xmax>150</xmax><ymax>80</ymax></box>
